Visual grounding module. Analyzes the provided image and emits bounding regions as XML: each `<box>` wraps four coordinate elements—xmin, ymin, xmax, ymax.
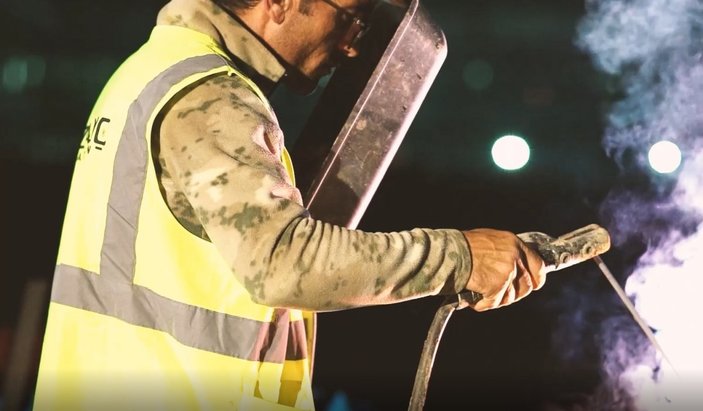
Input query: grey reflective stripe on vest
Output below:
<box><xmin>100</xmin><ymin>54</ymin><xmax>226</xmax><ymax>284</ymax></box>
<box><xmin>52</xmin><ymin>264</ymin><xmax>307</xmax><ymax>362</ymax></box>
<box><xmin>52</xmin><ymin>54</ymin><xmax>307</xmax><ymax>363</ymax></box>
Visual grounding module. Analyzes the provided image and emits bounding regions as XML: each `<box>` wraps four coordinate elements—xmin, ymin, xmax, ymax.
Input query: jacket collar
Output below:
<box><xmin>212</xmin><ymin>3</ymin><xmax>286</xmax><ymax>96</ymax></box>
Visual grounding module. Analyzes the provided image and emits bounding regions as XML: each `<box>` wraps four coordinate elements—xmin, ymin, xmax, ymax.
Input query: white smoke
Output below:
<box><xmin>576</xmin><ymin>0</ymin><xmax>703</xmax><ymax>409</ymax></box>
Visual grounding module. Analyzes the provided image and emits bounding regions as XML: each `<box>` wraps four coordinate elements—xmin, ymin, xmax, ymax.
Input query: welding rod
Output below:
<box><xmin>592</xmin><ymin>256</ymin><xmax>679</xmax><ymax>376</ymax></box>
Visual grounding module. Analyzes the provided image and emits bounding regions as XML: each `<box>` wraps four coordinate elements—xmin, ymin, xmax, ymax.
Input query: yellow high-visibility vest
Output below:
<box><xmin>34</xmin><ymin>25</ymin><xmax>314</xmax><ymax>411</ymax></box>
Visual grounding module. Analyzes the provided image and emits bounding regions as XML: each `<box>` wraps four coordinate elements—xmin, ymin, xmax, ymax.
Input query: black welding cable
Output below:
<box><xmin>408</xmin><ymin>291</ymin><xmax>480</xmax><ymax>411</ymax></box>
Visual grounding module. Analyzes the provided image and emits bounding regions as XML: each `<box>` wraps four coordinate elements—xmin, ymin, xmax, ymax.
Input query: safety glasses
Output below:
<box><xmin>319</xmin><ymin>0</ymin><xmax>370</xmax><ymax>50</ymax></box>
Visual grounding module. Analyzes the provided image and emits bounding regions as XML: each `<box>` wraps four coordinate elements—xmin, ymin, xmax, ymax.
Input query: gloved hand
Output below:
<box><xmin>462</xmin><ymin>229</ymin><xmax>547</xmax><ymax>312</ymax></box>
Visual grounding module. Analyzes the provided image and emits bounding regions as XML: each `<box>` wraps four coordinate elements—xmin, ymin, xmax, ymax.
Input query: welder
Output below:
<box><xmin>33</xmin><ymin>0</ymin><xmax>548</xmax><ymax>409</ymax></box>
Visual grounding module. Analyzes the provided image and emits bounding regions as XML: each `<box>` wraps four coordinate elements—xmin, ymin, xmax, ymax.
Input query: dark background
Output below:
<box><xmin>1</xmin><ymin>0</ymin><xmax>643</xmax><ymax>410</ymax></box>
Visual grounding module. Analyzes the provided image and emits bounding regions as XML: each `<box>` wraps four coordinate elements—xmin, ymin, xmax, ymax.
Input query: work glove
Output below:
<box><xmin>462</xmin><ymin>229</ymin><xmax>547</xmax><ymax>312</ymax></box>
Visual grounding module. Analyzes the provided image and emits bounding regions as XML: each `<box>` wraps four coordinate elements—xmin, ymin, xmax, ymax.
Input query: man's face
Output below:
<box><xmin>282</xmin><ymin>0</ymin><xmax>373</xmax><ymax>82</ymax></box>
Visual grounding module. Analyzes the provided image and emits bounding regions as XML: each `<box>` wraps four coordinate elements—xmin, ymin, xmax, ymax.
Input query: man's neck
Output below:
<box><xmin>156</xmin><ymin>0</ymin><xmax>287</xmax><ymax>95</ymax></box>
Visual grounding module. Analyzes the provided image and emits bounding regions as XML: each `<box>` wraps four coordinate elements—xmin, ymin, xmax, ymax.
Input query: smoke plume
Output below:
<box><xmin>576</xmin><ymin>0</ymin><xmax>703</xmax><ymax>409</ymax></box>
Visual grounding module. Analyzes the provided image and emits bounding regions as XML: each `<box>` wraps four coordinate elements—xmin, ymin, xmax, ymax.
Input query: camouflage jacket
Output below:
<box><xmin>156</xmin><ymin>0</ymin><xmax>472</xmax><ymax>311</ymax></box>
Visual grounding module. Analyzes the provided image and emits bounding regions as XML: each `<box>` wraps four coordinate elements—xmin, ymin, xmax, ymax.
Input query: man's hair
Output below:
<box><xmin>213</xmin><ymin>0</ymin><xmax>313</xmax><ymax>14</ymax></box>
<box><xmin>297</xmin><ymin>0</ymin><xmax>313</xmax><ymax>15</ymax></box>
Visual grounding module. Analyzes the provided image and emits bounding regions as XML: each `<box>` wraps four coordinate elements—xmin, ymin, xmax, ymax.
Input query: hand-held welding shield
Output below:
<box><xmin>291</xmin><ymin>0</ymin><xmax>447</xmax><ymax>228</ymax></box>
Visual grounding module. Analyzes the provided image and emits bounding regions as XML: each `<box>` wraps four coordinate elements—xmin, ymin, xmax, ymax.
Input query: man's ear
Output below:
<box><xmin>266</xmin><ymin>0</ymin><xmax>291</xmax><ymax>24</ymax></box>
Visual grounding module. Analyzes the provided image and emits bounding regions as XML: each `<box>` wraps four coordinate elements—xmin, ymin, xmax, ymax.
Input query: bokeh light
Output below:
<box><xmin>648</xmin><ymin>140</ymin><xmax>681</xmax><ymax>174</ymax></box>
<box><xmin>462</xmin><ymin>59</ymin><xmax>494</xmax><ymax>91</ymax></box>
<box><xmin>2</xmin><ymin>55</ymin><xmax>46</xmax><ymax>93</ymax></box>
<box><xmin>491</xmin><ymin>135</ymin><xmax>530</xmax><ymax>171</ymax></box>
<box><xmin>2</xmin><ymin>57</ymin><xmax>28</xmax><ymax>93</ymax></box>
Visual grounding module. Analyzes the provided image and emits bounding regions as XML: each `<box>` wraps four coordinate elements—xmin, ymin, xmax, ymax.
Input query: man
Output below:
<box><xmin>34</xmin><ymin>0</ymin><xmax>547</xmax><ymax>409</ymax></box>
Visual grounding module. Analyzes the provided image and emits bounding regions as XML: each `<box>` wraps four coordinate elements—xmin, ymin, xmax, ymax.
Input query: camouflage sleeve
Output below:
<box><xmin>157</xmin><ymin>73</ymin><xmax>472</xmax><ymax>311</ymax></box>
